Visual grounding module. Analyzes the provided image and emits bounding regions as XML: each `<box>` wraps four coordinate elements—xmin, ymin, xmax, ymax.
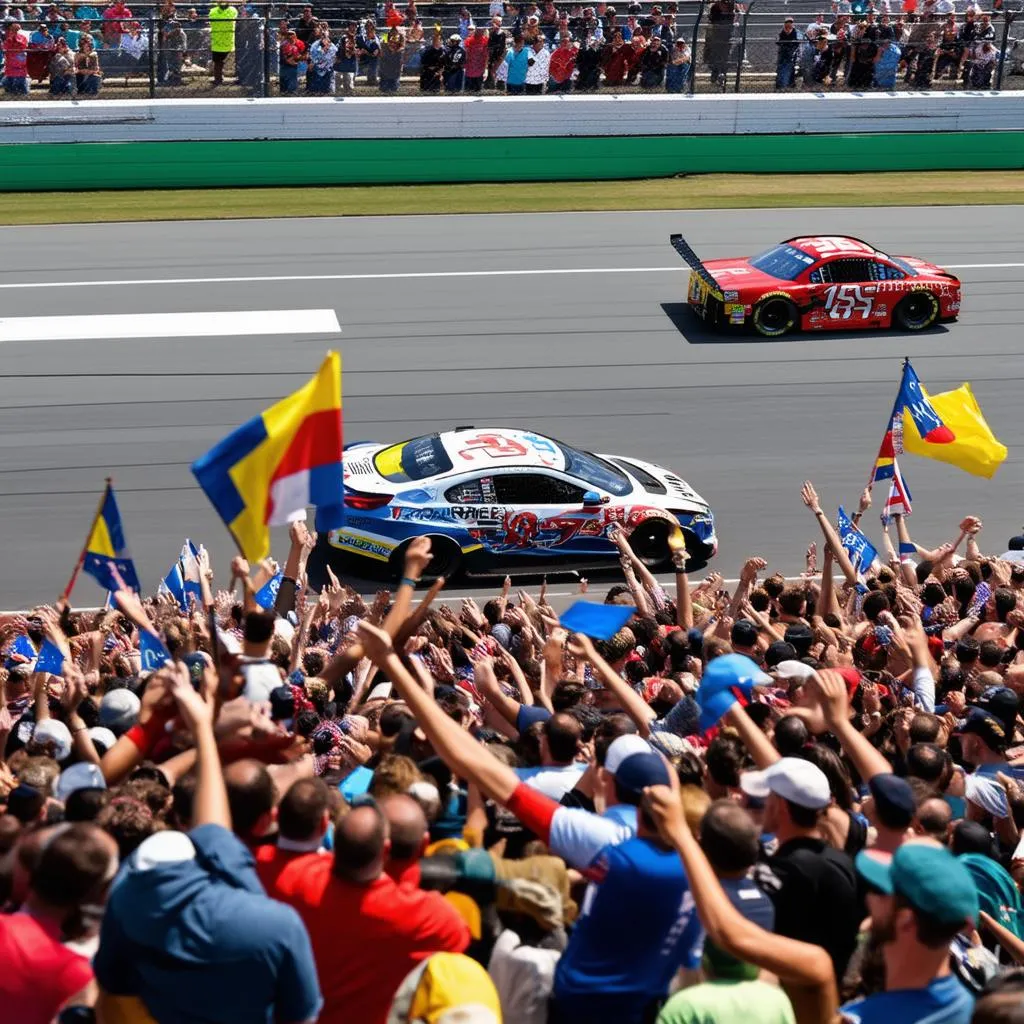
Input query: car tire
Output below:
<box><xmin>893</xmin><ymin>291</ymin><xmax>940</xmax><ymax>332</ymax></box>
<box><xmin>628</xmin><ymin>520</ymin><xmax>672</xmax><ymax>570</ymax></box>
<box><xmin>752</xmin><ymin>295</ymin><xmax>798</xmax><ymax>338</ymax></box>
<box><xmin>390</xmin><ymin>535</ymin><xmax>462</xmax><ymax>582</ymax></box>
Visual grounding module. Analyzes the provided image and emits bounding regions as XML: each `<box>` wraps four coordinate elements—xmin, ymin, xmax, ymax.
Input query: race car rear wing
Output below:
<box><xmin>669</xmin><ymin>234</ymin><xmax>721</xmax><ymax>294</ymax></box>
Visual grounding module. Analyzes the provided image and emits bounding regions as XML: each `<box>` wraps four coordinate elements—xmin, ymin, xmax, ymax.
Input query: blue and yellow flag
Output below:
<box><xmin>191</xmin><ymin>352</ymin><xmax>344</xmax><ymax>563</ymax></box>
<box><xmin>81</xmin><ymin>482</ymin><xmax>141</xmax><ymax>593</ymax></box>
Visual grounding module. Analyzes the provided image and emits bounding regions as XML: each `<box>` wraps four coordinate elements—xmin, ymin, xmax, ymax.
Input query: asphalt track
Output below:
<box><xmin>1</xmin><ymin>207</ymin><xmax>1022</xmax><ymax>609</ymax></box>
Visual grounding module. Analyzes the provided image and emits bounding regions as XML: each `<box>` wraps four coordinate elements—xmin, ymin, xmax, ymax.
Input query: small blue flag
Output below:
<box><xmin>160</xmin><ymin>562</ymin><xmax>187</xmax><ymax>612</ymax></box>
<box><xmin>837</xmin><ymin>506</ymin><xmax>878</xmax><ymax>578</ymax></box>
<box><xmin>35</xmin><ymin>639</ymin><xmax>66</xmax><ymax>676</ymax></box>
<box><xmin>254</xmin><ymin>573</ymin><xmax>283</xmax><ymax>611</ymax></box>
<box><xmin>559</xmin><ymin>601</ymin><xmax>634</xmax><ymax>641</ymax></box>
<box><xmin>139</xmin><ymin>629</ymin><xmax>171</xmax><ymax>672</ymax></box>
<box><xmin>5</xmin><ymin>633</ymin><xmax>37</xmax><ymax>668</ymax></box>
<box><xmin>695</xmin><ymin>653</ymin><xmax>771</xmax><ymax>731</ymax></box>
<box><xmin>181</xmin><ymin>540</ymin><xmax>203</xmax><ymax>606</ymax></box>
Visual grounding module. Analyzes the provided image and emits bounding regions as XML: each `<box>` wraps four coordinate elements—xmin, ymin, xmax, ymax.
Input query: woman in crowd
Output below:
<box><xmin>306</xmin><ymin>22</ymin><xmax>336</xmax><ymax>94</ymax></box>
<box><xmin>74</xmin><ymin>31</ymin><xmax>100</xmax><ymax>93</ymax></box>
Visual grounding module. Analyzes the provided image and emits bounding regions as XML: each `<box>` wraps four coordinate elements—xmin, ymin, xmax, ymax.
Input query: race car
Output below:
<box><xmin>671</xmin><ymin>234</ymin><xmax>961</xmax><ymax>337</ymax></box>
<box><xmin>326</xmin><ymin>428</ymin><xmax>716</xmax><ymax>579</ymax></box>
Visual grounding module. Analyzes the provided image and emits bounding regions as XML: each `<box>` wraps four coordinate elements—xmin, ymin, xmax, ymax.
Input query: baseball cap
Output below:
<box><xmin>868</xmin><ymin>773</ymin><xmax>916</xmax><ymax>829</ymax></box>
<box><xmin>99</xmin><ymin>688</ymin><xmax>141</xmax><ymax>734</ymax></box>
<box><xmin>784</xmin><ymin>623</ymin><xmax>814</xmax><ymax>657</ymax></box>
<box><xmin>604</xmin><ymin>734</ymin><xmax>671</xmax><ymax>795</ymax></box>
<box><xmin>774</xmin><ymin>660</ymin><xmax>815</xmax><ymax>683</ymax></box>
<box><xmin>765</xmin><ymin>640</ymin><xmax>797</xmax><ymax>668</ymax></box>
<box><xmin>739</xmin><ymin>756</ymin><xmax>831</xmax><ymax>810</ymax></box>
<box><xmin>270</xmin><ymin>685</ymin><xmax>296</xmax><ymax>721</ymax></box>
<box><xmin>55</xmin><ymin>761</ymin><xmax>107</xmax><ymax>803</ymax></box>
<box><xmin>973</xmin><ymin>685</ymin><xmax>1018</xmax><ymax>736</ymax></box>
<box><xmin>88</xmin><ymin>726</ymin><xmax>117</xmax><ymax>755</ymax></box>
<box><xmin>33</xmin><ymin>719</ymin><xmax>72</xmax><ymax>762</ymax></box>
<box><xmin>730</xmin><ymin>619</ymin><xmax>758</xmax><ymax>649</ymax></box>
<box><xmin>956</xmin><ymin>706</ymin><xmax>1009</xmax><ymax>753</ymax></box>
<box><xmin>855</xmin><ymin>845</ymin><xmax>979</xmax><ymax>926</ymax></box>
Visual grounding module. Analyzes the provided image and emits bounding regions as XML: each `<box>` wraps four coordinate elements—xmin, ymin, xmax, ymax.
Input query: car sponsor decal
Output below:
<box><xmin>456</xmin><ymin>433</ymin><xmax>531</xmax><ymax>463</ymax></box>
<box><xmin>332</xmin><ymin>531</ymin><xmax>395</xmax><ymax>561</ymax></box>
<box><xmin>723</xmin><ymin>290</ymin><xmax>740</xmax><ymax>301</ymax></box>
<box><xmin>391</xmin><ymin>507</ymin><xmax>459</xmax><ymax>525</ymax></box>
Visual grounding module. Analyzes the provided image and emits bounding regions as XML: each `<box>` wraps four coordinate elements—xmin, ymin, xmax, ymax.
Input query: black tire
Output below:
<box><xmin>390</xmin><ymin>535</ymin><xmax>462</xmax><ymax>582</ymax></box>
<box><xmin>893</xmin><ymin>291</ymin><xmax>940</xmax><ymax>332</ymax></box>
<box><xmin>628</xmin><ymin>520</ymin><xmax>672</xmax><ymax>570</ymax></box>
<box><xmin>752</xmin><ymin>296</ymin><xmax>798</xmax><ymax>337</ymax></box>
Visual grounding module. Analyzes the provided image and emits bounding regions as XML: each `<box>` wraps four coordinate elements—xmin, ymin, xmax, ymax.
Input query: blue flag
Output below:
<box><xmin>81</xmin><ymin>482</ymin><xmax>141</xmax><ymax>593</ymax></box>
<box><xmin>837</xmin><ymin>506</ymin><xmax>878</xmax><ymax>578</ymax></box>
<box><xmin>6</xmin><ymin>633</ymin><xmax>37</xmax><ymax>668</ymax></box>
<box><xmin>695</xmin><ymin>653</ymin><xmax>771</xmax><ymax>730</ymax></box>
<box><xmin>254</xmin><ymin>573</ymin><xmax>283</xmax><ymax>611</ymax></box>
<box><xmin>160</xmin><ymin>562</ymin><xmax>187</xmax><ymax>612</ymax></box>
<box><xmin>559</xmin><ymin>601</ymin><xmax>635</xmax><ymax>641</ymax></box>
<box><xmin>139</xmin><ymin>629</ymin><xmax>171</xmax><ymax>672</ymax></box>
<box><xmin>35</xmin><ymin>639</ymin><xmax>66</xmax><ymax>676</ymax></box>
<box><xmin>181</xmin><ymin>540</ymin><xmax>203</xmax><ymax>606</ymax></box>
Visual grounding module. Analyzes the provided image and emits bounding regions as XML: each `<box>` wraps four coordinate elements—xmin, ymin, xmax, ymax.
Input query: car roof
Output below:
<box><xmin>784</xmin><ymin>235</ymin><xmax>881</xmax><ymax>259</ymax></box>
<box><xmin>436</xmin><ymin>428</ymin><xmax>569</xmax><ymax>472</ymax></box>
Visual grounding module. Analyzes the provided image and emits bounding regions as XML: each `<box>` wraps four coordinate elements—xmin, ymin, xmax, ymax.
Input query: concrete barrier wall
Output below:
<box><xmin>2</xmin><ymin>93</ymin><xmax>1023</xmax><ymax>189</ymax></box>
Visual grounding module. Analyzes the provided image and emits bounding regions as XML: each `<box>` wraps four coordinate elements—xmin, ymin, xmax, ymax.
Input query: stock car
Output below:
<box><xmin>671</xmin><ymin>233</ymin><xmax>961</xmax><ymax>337</ymax></box>
<box><xmin>326</xmin><ymin>428</ymin><xmax>717</xmax><ymax>579</ymax></box>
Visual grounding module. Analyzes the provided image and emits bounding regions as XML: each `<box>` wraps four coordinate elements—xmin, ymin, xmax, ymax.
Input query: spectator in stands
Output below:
<box><xmin>419</xmin><ymin>27</ymin><xmax>443</xmax><ymax>91</ymax></box>
<box><xmin>74</xmin><ymin>30</ymin><xmax>100</xmax><ymax>92</ymax></box>
<box><xmin>872</xmin><ymin>34</ymin><xmax>900</xmax><ymax>87</ymax></box>
<box><xmin>208</xmin><ymin>0</ymin><xmax>236</xmax><ymax>86</ymax></box>
<box><xmin>356</xmin><ymin>18</ymin><xmax>380</xmax><ymax>85</ymax></box>
<box><xmin>278</xmin><ymin>25</ymin><xmax>303</xmax><ymax>94</ymax></box>
<box><xmin>664</xmin><ymin>36</ymin><xmax>689</xmax><ymax>90</ymax></box>
<box><xmin>442</xmin><ymin>31</ymin><xmax>465</xmax><ymax>91</ymax></box>
<box><xmin>306</xmin><ymin>22</ymin><xmax>336</xmax><ymax>93</ymax></box>
<box><xmin>503</xmin><ymin>32</ymin><xmax>529</xmax><ymax>91</ymax></box>
<box><xmin>335</xmin><ymin>29</ymin><xmax>357</xmax><ymax>93</ymax></box>
<box><xmin>601</xmin><ymin>27</ymin><xmax>632</xmax><ymax>84</ymax></box>
<box><xmin>2</xmin><ymin>21</ymin><xmax>30</xmax><ymax>94</ymax></box>
<box><xmin>547</xmin><ymin>31</ymin><xmax>576</xmax><ymax>91</ymax></box>
<box><xmin>706</xmin><ymin>0</ymin><xmax>735</xmax><ymax>86</ymax></box>
<box><xmin>100</xmin><ymin>0</ymin><xmax>129</xmax><ymax>48</ymax></box>
<box><xmin>776</xmin><ymin>16</ymin><xmax>799</xmax><ymax>89</ymax></box>
<box><xmin>575</xmin><ymin>29</ymin><xmax>603</xmax><ymax>88</ymax></box>
<box><xmin>524</xmin><ymin>30</ymin><xmax>549</xmax><ymax>92</ymax></box>
<box><xmin>158</xmin><ymin>7</ymin><xmax>186</xmax><ymax>86</ymax></box>
<box><xmin>638</xmin><ymin>30</ymin><xmax>667</xmax><ymax>87</ymax></box>
<box><xmin>27</xmin><ymin>21</ymin><xmax>55</xmax><ymax>81</ymax></box>
<box><xmin>463</xmin><ymin>23</ymin><xmax>489</xmax><ymax>91</ymax></box>
<box><xmin>293</xmin><ymin>3</ymin><xmax>316</xmax><ymax>47</ymax></box>
<box><xmin>486</xmin><ymin>13</ymin><xmax>506</xmax><ymax>85</ymax></box>
<box><xmin>910</xmin><ymin>29</ymin><xmax>937</xmax><ymax>86</ymax></box>
<box><xmin>378</xmin><ymin>26</ymin><xmax>404</xmax><ymax>93</ymax></box>
<box><xmin>48</xmin><ymin>33</ymin><xmax>73</xmax><ymax>90</ymax></box>
<box><xmin>403</xmin><ymin>17</ymin><xmax>424</xmax><ymax>70</ymax></box>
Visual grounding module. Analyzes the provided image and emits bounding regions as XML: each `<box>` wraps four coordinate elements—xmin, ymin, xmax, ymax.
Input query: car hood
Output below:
<box><xmin>703</xmin><ymin>257</ymin><xmax>790</xmax><ymax>295</ymax></box>
<box><xmin>598</xmin><ymin>453</ymin><xmax>710</xmax><ymax>513</ymax></box>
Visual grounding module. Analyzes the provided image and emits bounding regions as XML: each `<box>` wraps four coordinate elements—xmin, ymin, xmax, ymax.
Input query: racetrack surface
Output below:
<box><xmin>1</xmin><ymin>207</ymin><xmax>1021</xmax><ymax>607</ymax></box>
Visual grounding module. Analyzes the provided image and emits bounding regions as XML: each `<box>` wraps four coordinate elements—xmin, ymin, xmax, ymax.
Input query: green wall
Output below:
<box><xmin>4</xmin><ymin>131</ymin><xmax>1024</xmax><ymax>190</ymax></box>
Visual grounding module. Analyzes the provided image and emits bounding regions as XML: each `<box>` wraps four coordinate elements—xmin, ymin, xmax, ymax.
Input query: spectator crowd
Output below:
<box><xmin>4</xmin><ymin>486</ymin><xmax>1024</xmax><ymax>1024</ymax></box>
<box><xmin>0</xmin><ymin>0</ymin><xmax>1014</xmax><ymax>96</ymax></box>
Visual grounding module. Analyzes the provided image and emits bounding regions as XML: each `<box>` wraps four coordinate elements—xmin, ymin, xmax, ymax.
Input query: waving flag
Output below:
<box><xmin>181</xmin><ymin>540</ymin><xmax>204</xmax><ymax>606</ymax></box>
<box><xmin>838</xmin><ymin>506</ymin><xmax>878</xmax><ymax>578</ymax></box>
<box><xmin>6</xmin><ymin>633</ymin><xmax>37</xmax><ymax>668</ymax></box>
<box><xmin>880</xmin><ymin>459</ymin><xmax>913</xmax><ymax>525</ymax></box>
<box><xmin>35</xmin><ymin>639</ymin><xmax>66</xmax><ymax>676</ymax></box>
<box><xmin>873</xmin><ymin>360</ymin><xmax>954</xmax><ymax>484</ymax></box>
<box><xmin>139</xmin><ymin>629</ymin><xmax>172</xmax><ymax>671</ymax></box>
<box><xmin>79</xmin><ymin>481</ymin><xmax>141</xmax><ymax>593</ymax></box>
<box><xmin>191</xmin><ymin>352</ymin><xmax>343</xmax><ymax>563</ymax></box>
<box><xmin>901</xmin><ymin>383</ymin><xmax>1007</xmax><ymax>479</ymax></box>
<box><xmin>254</xmin><ymin>572</ymin><xmax>284</xmax><ymax>611</ymax></box>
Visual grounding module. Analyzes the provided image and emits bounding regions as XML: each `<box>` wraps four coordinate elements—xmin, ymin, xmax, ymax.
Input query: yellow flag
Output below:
<box><xmin>901</xmin><ymin>383</ymin><xmax>1007</xmax><ymax>479</ymax></box>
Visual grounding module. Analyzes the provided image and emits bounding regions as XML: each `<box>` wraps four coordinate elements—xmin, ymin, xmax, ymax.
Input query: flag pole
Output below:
<box><xmin>60</xmin><ymin>477</ymin><xmax>111</xmax><ymax>603</ymax></box>
<box><xmin>864</xmin><ymin>357</ymin><xmax>910</xmax><ymax>496</ymax></box>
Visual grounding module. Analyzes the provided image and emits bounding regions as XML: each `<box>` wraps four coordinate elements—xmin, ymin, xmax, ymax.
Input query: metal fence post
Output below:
<box><xmin>995</xmin><ymin>9</ymin><xmax>1014</xmax><ymax>91</ymax></box>
<box><xmin>263</xmin><ymin>3</ymin><xmax>271</xmax><ymax>96</ymax></box>
<box><xmin>733</xmin><ymin>0</ymin><xmax>754</xmax><ymax>93</ymax></box>
<box><xmin>149</xmin><ymin>10</ymin><xmax>157</xmax><ymax>97</ymax></box>
<box><xmin>688</xmin><ymin>0</ymin><xmax>705</xmax><ymax>96</ymax></box>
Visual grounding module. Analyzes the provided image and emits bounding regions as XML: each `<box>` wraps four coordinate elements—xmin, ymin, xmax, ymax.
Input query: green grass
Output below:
<box><xmin>3</xmin><ymin>171</ymin><xmax>1023</xmax><ymax>225</ymax></box>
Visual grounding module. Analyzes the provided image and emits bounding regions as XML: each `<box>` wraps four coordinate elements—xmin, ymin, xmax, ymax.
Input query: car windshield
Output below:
<box><xmin>373</xmin><ymin>434</ymin><xmax>453</xmax><ymax>483</ymax></box>
<box><xmin>556</xmin><ymin>443</ymin><xmax>632</xmax><ymax>496</ymax></box>
<box><xmin>889</xmin><ymin>257</ymin><xmax>920</xmax><ymax>277</ymax></box>
<box><xmin>748</xmin><ymin>244</ymin><xmax>817</xmax><ymax>281</ymax></box>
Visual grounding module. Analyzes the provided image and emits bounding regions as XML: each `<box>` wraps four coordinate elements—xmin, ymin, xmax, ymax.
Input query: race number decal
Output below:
<box><xmin>824</xmin><ymin>284</ymin><xmax>874</xmax><ymax>321</ymax></box>
<box><xmin>457</xmin><ymin>434</ymin><xmax>530</xmax><ymax>461</ymax></box>
<box><xmin>806</xmin><ymin>236</ymin><xmax>870</xmax><ymax>256</ymax></box>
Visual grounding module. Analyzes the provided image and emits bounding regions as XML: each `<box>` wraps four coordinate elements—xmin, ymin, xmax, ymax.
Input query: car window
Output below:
<box><xmin>374</xmin><ymin>435</ymin><xmax>453</xmax><ymax>483</ymax></box>
<box><xmin>871</xmin><ymin>261</ymin><xmax>906</xmax><ymax>281</ymax></box>
<box><xmin>747</xmin><ymin>244</ymin><xmax>817</xmax><ymax>281</ymax></box>
<box><xmin>492</xmin><ymin>473</ymin><xmax>587</xmax><ymax>505</ymax></box>
<box><xmin>555</xmin><ymin>444</ymin><xmax>632</xmax><ymax>497</ymax></box>
<box><xmin>445</xmin><ymin>479</ymin><xmax>484</xmax><ymax>503</ymax></box>
<box><xmin>825</xmin><ymin>258</ymin><xmax>874</xmax><ymax>284</ymax></box>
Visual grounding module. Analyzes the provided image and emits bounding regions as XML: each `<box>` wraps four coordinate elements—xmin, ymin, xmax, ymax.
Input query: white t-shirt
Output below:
<box><xmin>525</xmin><ymin>45</ymin><xmax>550</xmax><ymax>83</ymax></box>
<box><xmin>240</xmin><ymin>658</ymin><xmax>281</xmax><ymax>703</ymax></box>
<box><xmin>515</xmin><ymin>762</ymin><xmax>586</xmax><ymax>801</ymax></box>
<box><xmin>489</xmin><ymin>929</ymin><xmax>560</xmax><ymax>1024</ymax></box>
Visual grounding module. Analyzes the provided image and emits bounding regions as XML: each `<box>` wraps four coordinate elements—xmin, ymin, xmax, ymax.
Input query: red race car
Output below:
<box><xmin>671</xmin><ymin>234</ymin><xmax>961</xmax><ymax>337</ymax></box>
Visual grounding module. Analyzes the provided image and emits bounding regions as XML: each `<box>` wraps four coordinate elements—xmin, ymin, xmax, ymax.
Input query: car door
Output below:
<box><xmin>805</xmin><ymin>256</ymin><xmax>886</xmax><ymax>329</ymax></box>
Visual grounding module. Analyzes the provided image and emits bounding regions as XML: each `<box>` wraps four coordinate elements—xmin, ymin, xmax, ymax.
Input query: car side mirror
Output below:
<box><xmin>582</xmin><ymin>491</ymin><xmax>605</xmax><ymax>507</ymax></box>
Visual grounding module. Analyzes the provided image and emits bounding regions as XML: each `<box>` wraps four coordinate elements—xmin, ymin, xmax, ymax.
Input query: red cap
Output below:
<box><xmin>838</xmin><ymin>667</ymin><xmax>862</xmax><ymax>701</ymax></box>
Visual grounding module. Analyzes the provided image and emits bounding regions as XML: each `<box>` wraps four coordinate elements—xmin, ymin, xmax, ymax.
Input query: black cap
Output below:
<box><xmin>974</xmin><ymin>686</ymin><xmax>1019</xmax><ymax>737</ymax></box>
<box><xmin>765</xmin><ymin>640</ymin><xmax>797</xmax><ymax>668</ymax></box>
<box><xmin>869</xmin><ymin>773</ymin><xmax>916</xmax><ymax>830</ymax></box>
<box><xmin>951</xmin><ymin>819</ymin><xmax>997</xmax><ymax>858</ymax></box>
<box><xmin>957</xmin><ymin>707</ymin><xmax>1009</xmax><ymax>753</ymax></box>
<box><xmin>731</xmin><ymin>619</ymin><xmax>758</xmax><ymax>649</ymax></box>
<box><xmin>269</xmin><ymin>685</ymin><xmax>296</xmax><ymax>721</ymax></box>
<box><xmin>784</xmin><ymin>623</ymin><xmax>814</xmax><ymax>658</ymax></box>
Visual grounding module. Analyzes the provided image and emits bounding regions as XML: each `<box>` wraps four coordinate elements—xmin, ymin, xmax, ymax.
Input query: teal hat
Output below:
<box><xmin>958</xmin><ymin>853</ymin><xmax>1023</xmax><ymax>940</ymax></box>
<box><xmin>856</xmin><ymin>845</ymin><xmax>979</xmax><ymax>927</ymax></box>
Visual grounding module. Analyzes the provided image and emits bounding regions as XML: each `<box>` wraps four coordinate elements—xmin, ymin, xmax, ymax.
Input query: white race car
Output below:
<box><xmin>326</xmin><ymin>427</ymin><xmax>717</xmax><ymax>579</ymax></box>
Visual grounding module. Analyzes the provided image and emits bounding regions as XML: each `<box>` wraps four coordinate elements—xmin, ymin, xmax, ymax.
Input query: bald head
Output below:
<box><xmin>378</xmin><ymin>793</ymin><xmax>428</xmax><ymax>865</ymax></box>
<box><xmin>224</xmin><ymin>759</ymin><xmax>276</xmax><ymax>839</ymax></box>
<box><xmin>916</xmin><ymin>797</ymin><xmax>953</xmax><ymax>842</ymax></box>
<box><xmin>333</xmin><ymin>803</ymin><xmax>389</xmax><ymax>883</ymax></box>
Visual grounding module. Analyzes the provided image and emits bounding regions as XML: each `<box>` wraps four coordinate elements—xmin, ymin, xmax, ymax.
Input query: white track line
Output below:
<box><xmin>0</xmin><ymin>309</ymin><xmax>340</xmax><ymax>342</ymax></box>
<box><xmin>0</xmin><ymin>262</ymin><xmax>1018</xmax><ymax>292</ymax></box>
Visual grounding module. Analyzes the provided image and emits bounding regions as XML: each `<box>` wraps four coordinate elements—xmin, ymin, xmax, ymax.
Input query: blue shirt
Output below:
<box><xmin>840</xmin><ymin>974</ymin><xmax>974</xmax><ymax>1024</ymax></box>
<box><xmin>553</xmin><ymin>836</ymin><xmax>703</xmax><ymax>1023</ymax></box>
<box><xmin>504</xmin><ymin>46</ymin><xmax>530</xmax><ymax>84</ymax></box>
<box><xmin>873</xmin><ymin>44</ymin><xmax>901</xmax><ymax>84</ymax></box>
<box><xmin>95</xmin><ymin>824</ymin><xmax>322</xmax><ymax>1024</ymax></box>
<box><xmin>339</xmin><ymin>764</ymin><xmax>373</xmax><ymax>802</ymax></box>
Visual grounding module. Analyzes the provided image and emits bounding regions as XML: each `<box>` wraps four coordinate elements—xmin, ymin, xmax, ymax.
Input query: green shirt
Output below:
<box><xmin>658</xmin><ymin>980</ymin><xmax>796</xmax><ymax>1024</ymax></box>
<box><xmin>208</xmin><ymin>5</ymin><xmax>237</xmax><ymax>53</ymax></box>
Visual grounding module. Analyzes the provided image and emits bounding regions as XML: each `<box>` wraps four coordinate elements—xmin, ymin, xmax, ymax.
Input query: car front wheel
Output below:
<box><xmin>752</xmin><ymin>295</ymin><xmax>798</xmax><ymax>337</ymax></box>
<box><xmin>893</xmin><ymin>291</ymin><xmax>940</xmax><ymax>331</ymax></box>
<box><xmin>390</xmin><ymin>536</ymin><xmax>462</xmax><ymax>581</ymax></box>
<box><xmin>628</xmin><ymin>520</ymin><xmax>672</xmax><ymax>570</ymax></box>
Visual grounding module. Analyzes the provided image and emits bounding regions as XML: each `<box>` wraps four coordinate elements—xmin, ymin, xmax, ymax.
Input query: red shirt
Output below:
<box><xmin>549</xmin><ymin>45</ymin><xmax>577</xmax><ymax>81</ymax></box>
<box><xmin>0</xmin><ymin>912</ymin><xmax>94</xmax><ymax>1024</ymax></box>
<box><xmin>271</xmin><ymin>854</ymin><xmax>470</xmax><ymax>1024</ymax></box>
<box><xmin>253</xmin><ymin>843</ymin><xmax>327</xmax><ymax>892</ymax></box>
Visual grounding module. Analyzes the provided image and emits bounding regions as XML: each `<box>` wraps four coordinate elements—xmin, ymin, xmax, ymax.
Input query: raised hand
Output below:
<box><xmin>740</xmin><ymin>556</ymin><xmax>767</xmax><ymax>583</ymax></box>
<box><xmin>960</xmin><ymin>516</ymin><xmax>983</xmax><ymax>536</ymax></box>
<box><xmin>168</xmin><ymin>662</ymin><xmax>216</xmax><ymax>735</ymax></box>
<box><xmin>356</xmin><ymin>619</ymin><xmax>395</xmax><ymax>664</ymax></box>
<box><xmin>801</xmin><ymin>481</ymin><xmax>822</xmax><ymax>514</ymax></box>
<box><xmin>858</xmin><ymin>487</ymin><xmax>872</xmax><ymax>514</ymax></box>
<box><xmin>403</xmin><ymin>536</ymin><xmax>433</xmax><ymax>580</ymax></box>
<box><xmin>807</xmin><ymin>668</ymin><xmax>850</xmax><ymax>727</ymax></box>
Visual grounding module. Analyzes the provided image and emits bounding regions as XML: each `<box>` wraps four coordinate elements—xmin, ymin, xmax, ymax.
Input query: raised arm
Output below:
<box><xmin>569</xmin><ymin>633</ymin><xmax>655</xmax><ymax>736</ymax></box>
<box><xmin>722</xmin><ymin>701</ymin><xmax>779</xmax><ymax>769</ymax></box>
<box><xmin>801</xmin><ymin>481</ymin><xmax>858</xmax><ymax>587</ymax></box>
<box><xmin>809</xmin><ymin>668</ymin><xmax>893</xmax><ymax>782</ymax></box>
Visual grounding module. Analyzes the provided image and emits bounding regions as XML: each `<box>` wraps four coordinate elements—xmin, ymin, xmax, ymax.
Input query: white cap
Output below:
<box><xmin>33</xmin><ymin>719</ymin><xmax>73</xmax><ymax>762</ymax></box>
<box><xmin>88</xmin><ymin>726</ymin><xmax>118</xmax><ymax>754</ymax></box>
<box><xmin>134</xmin><ymin>830</ymin><xmax>197</xmax><ymax>871</ymax></box>
<box><xmin>774</xmin><ymin>660</ymin><xmax>816</xmax><ymax>682</ymax></box>
<box><xmin>604</xmin><ymin>733</ymin><xmax>652</xmax><ymax>774</ymax></box>
<box><xmin>56</xmin><ymin>761</ymin><xmax>107</xmax><ymax>803</ymax></box>
<box><xmin>217</xmin><ymin>629</ymin><xmax>242</xmax><ymax>655</ymax></box>
<box><xmin>739</xmin><ymin>756</ymin><xmax>831</xmax><ymax>810</ymax></box>
<box><xmin>99</xmin><ymin>688</ymin><xmax>141</xmax><ymax>733</ymax></box>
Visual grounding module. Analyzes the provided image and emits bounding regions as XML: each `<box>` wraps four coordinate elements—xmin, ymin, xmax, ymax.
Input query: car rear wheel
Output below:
<box><xmin>893</xmin><ymin>291</ymin><xmax>940</xmax><ymax>331</ymax></box>
<box><xmin>752</xmin><ymin>296</ymin><xmax>798</xmax><ymax>338</ymax></box>
<box><xmin>628</xmin><ymin>520</ymin><xmax>672</xmax><ymax>570</ymax></box>
<box><xmin>390</xmin><ymin>536</ymin><xmax>462</xmax><ymax>582</ymax></box>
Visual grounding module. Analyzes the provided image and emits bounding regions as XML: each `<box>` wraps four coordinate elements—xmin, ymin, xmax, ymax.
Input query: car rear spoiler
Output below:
<box><xmin>669</xmin><ymin>234</ymin><xmax>721</xmax><ymax>294</ymax></box>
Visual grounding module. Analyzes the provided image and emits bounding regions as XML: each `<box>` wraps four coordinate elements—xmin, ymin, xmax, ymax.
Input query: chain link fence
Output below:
<box><xmin>1</xmin><ymin>0</ymin><xmax>1020</xmax><ymax>98</ymax></box>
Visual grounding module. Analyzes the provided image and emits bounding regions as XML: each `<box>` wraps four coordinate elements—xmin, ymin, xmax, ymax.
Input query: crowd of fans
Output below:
<box><xmin>0</xmin><ymin>0</ymin><xmax>1013</xmax><ymax>96</ymax></box>
<box><xmin>3</xmin><ymin>485</ymin><xmax>1024</xmax><ymax>1023</ymax></box>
